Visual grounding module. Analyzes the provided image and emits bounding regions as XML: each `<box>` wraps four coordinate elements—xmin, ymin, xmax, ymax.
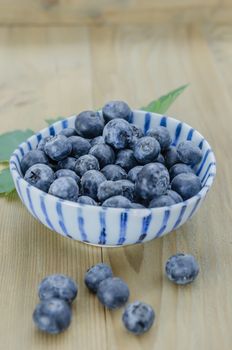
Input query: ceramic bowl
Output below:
<box><xmin>9</xmin><ymin>110</ymin><xmax>216</xmax><ymax>247</ymax></box>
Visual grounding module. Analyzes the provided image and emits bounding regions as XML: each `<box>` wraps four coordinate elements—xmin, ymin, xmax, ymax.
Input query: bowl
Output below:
<box><xmin>9</xmin><ymin>110</ymin><xmax>216</xmax><ymax>247</ymax></box>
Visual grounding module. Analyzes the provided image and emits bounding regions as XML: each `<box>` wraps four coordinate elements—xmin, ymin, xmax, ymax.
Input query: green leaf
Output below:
<box><xmin>0</xmin><ymin>129</ymin><xmax>34</xmax><ymax>163</ymax></box>
<box><xmin>0</xmin><ymin>168</ymin><xmax>15</xmax><ymax>195</ymax></box>
<box><xmin>141</xmin><ymin>84</ymin><xmax>189</xmax><ymax>114</ymax></box>
<box><xmin>45</xmin><ymin>117</ymin><xmax>64</xmax><ymax>125</ymax></box>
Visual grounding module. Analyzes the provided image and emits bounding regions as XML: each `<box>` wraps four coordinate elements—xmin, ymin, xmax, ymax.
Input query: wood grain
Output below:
<box><xmin>0</xmin><ymin>23</ymin><xmax>232</xmax><ymax>350</ymax></box>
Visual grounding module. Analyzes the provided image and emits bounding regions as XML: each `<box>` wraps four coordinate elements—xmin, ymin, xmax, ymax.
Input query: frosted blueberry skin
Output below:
<box><xmin>59</xmin><ymin>128</ymin><xmax>77</xmax><ymax>137</ymax></box>
<box><xmin>166</xmin><ymin>190</ymin><xmax>183</xmax><ymax>203</ymax></box>
<box><xmin>57</xmin><ymin>157</ymin><xmax>78</xmax><ymax>171</ymax></box>
<box><xmin>21</xmin><ymin>150</ymin><xmax>49</xmax><ymax>174</ymax></box>
<box><xmin>165</xmin><ymin>253</ymin><xmax>199</xmax><ymax>285</ymax></box>
<box><xmin>102</xmin><ymin>100</ymin><xmax>131</xmax><ymax>123</ymax></box>
<box><xmin>33</xmin><ymin>298</ymin><xmax>72</xmax><ymax>334</ymax></box>
<box><xmin>129</xmin><ymin>124</ymin><xmax>144</xmax><ymax>148</ymax></box>
<box><xmin>90</xmin><ymin>136</ymin><xmax>105</xmax><ymax>147</ymax></box>
<box><xmin>74</xmin><ymin>155</ymin><xmax>100</xmax><ymax>177</ymax></box>
<box><xmin>127</xmin><ymin>166</ymin><xmax>143</xmax><ymax>183</ymax></box>
<box><xmin>103</xmin><ymin>119</ymin><xmax>133</xmax><ymax>150</ymax></box>
<box><xmin>55</xmin><ymin>169</ymin><xmax>80</xmax><ymax>185</ymax></box>
<box><xmin>122</xmin><ymin>301</ymin><xmax>155</xmax><ymax>335</ymax></box>
<box><xmin>135</xmin><ymin>163</ymin><xmax>170</xmax><ymax>200</ymax></box>
<box><xmin>177</xmin><ymin>141</ymin><xmax>203</xmax><ymax>165</ymax></box>
<box><xmin>77</xmin><ymin>196</ymin><xmax>97</xmax><ymax>206</ymax></box>
<box><xmin>171</xmin><ymin>173</ymin><xmax>201</xmax><ymax>200</ymax></box>
<box><xmin>49</xmin><ymin>177</ymin><xmax>79</xmax><ymax>201</ymax></box>
<box><xmin>156</xmin><ymin>153</ymin><xmax>165</xmax><ymax>164</ymax></box>
<box><xmin>37</xmin><ymin>136</ymin><xmax>53</xmax><ymax>152</ymax></box>
<box><xmin>84</xmin><ymin>263</ymin><xmax>113</xmax><ymax>293</ymax></box>
<box><xmin>149</xmin><ymin>194</ymin><xmax>176</xmax><ymax>208</ymax></box>
<box><xmin>101</xmin><ymin>164</ymin><xmax>127</xmax><ymax>181</ymax></box>
<box><xmin>89</xmin><ymin>144</ymin><xmax>115</xmax><ymax>168</ymax></box>
<box><xmin>164</xmin><ymin>146</ymin><xmax>180</xmax><ymax>169</ymax></box>
<box><xmin>24</xmin><ymin>164</ymin><xmax>54</xmax><ymax>192</ymax></box>
<box><xmin>131</xmin><ymin>203</ymin><xmax>146</xmax><ymax>209</ymax></box>
<box><xmin>102</xmin><ymin>195</ymin><xmax>132</xmax><ymax>208</ymax></box>
<box><xmin>97</xmin><ymin>277</ymin><xmax>130</xmax><ymax>309</ymax></box>
<box><xmin>133</xmin><ymin>136</ymin><xmax>161</xmax><ymax>165</ymax></box>
<box><xmin>115</xmin><ymin>149</ymin><xmax>137</xmax><ymax>172</ymax></box>
<box><xmin>75</xmin><ymin>111</ymin><xmax>105</xmax><ymax>138</ymax></box>
<box><xmin>169</xmin><ymin>163</ymin><xmax>195</xmax><ymax>181</ymax></box>
<box><xmin>98</xmin><ymin>180</ymin><xmax>134</xmax><ymax>202</ymax></box>
<box><xmin>81</xmin><ymin>170</ymin><xmax>106</xmax><ymax>200</ymax></box>
<box><xmin>69</xmin><ymin>136</ymin><xmax>91</xmax><ymax>159</ymax></box>
<box><xmin>147</xmin><ymin>126</ymin><xmax>172</xmax><ymax>151</ymax></box>
<box><xmin>38</xmin><ymin>274</ymin><xmax>78</xmax><ymax>304</ymax></box>
<box><xmin>44</xmin><ymin>135</ymin><xmax>72</xmax><ymax>161</ymax></box>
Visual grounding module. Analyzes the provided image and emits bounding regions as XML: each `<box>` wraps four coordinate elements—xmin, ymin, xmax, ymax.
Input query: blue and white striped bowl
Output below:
<box><xmin>10</xmin><ymin>110</ymin><xmax>216</xmax><ymax>247</ymax></box>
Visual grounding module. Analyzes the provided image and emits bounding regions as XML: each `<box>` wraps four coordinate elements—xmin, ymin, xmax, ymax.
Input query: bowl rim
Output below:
<box><xmin>9</xmin><ymin>110</ymin><xmax>217</xmax><ymax>213</ymax></box>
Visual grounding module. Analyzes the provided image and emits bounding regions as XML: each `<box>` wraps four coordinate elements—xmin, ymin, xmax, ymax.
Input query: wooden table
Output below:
<box><xmin>0</xmin><ymin>2</ymin><xmax>232</xmax><ymax>349</ymax></box>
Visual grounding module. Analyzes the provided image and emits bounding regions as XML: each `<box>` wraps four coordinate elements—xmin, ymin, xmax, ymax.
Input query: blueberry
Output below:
<box><xmin>167</xmin><ymin>190</ymin><xmax>183</xmax><ymax>203</ymax></box>
<box><xmin>24</xmin><ymin>164</ymin><xmax>54</xmax><ymax>192</ymax></box>
<box><xmin>122</xmin><ymin>301</ymin><xmax>155</xmax><ymax>335</ymax></box>
<box><xmin>89</xmin><ymin>144</ymin><xmax>115</xmax><ymax>168</ymax></box>
<box><xmin>131</xmin><ymin>203</ymin><xmax>146</xmax><ymax>209</ymax></box>
<box><xmin>38</xmin><ymin>274</ymin><xmax>78</xmax><ymax>304</ymax></box>
<box><xmin>165</xmin><ymin>253</ymin><xmax>199</xmax><ymax>285</ymax></box>
<box><xmin>55</xmin><ymin>169</ymin><xmax>80</xmax><ymax>185</ymax></box>
<box><xmin>81</xmin><ymin>170</ymin><xmax>106</xmax><ymax>200</ymax></box>
<box><xmin>97</xmin><ymin>277</ymin><xmax>130</xmax><ymax>309</ymax></box>
<box><xmin>74</xmin><ymin>155</ymin><xmax>100</xmax><ymax>177</ymax></box>
<box><xmin>127</xmin><ymin>166</ymin><xmax>143</xmax><ymax>183</ymax></box>
<box><xmin>115</xmin><ymin>149</ymin><xmax>137</xmax><ymax>171</ymax></box>
<box><xmin>84</xmin><ymin>263</ymin><xmax>113</xmax><ymax>293</ymax></box>
<box><xmin>101</xmin><ymin>164</ymin><xmax>127</xmax><ymax>181</ymax></box>
<box><xmin>75</xmin><ymin>111</ymin><xmax>104</xmax><ymax>138</ymax></box>
<box><xmin>59</xmin><ymin>128</ymin><xmax>77</xmax><ymax>137</ymax></box>
<box><xmin>57</xmin><ymin>157</ymin><xmax>78</xmax><ymax>171</ymax></box>
<box><xmin>147</xmin><ymin>126</ymin><xmax>172</xmax><ymax>150</ymax></box>
<box><xmin>91</xmin><ymin>136</ymin><xmax>105</xmax><ymax>147</ymax></box>
<box><xmin>164</xmin><ymin>146</ymin><xmax>180</xmax><ymax>169</ymax></box>
<box><xmin>133</xmin><ymin>137</ymin><xmax>161</xmax><ymax>165</ymax></box>
<box><xmin>129</xmin><ymin>124</ymin><xmax>144</xmax><ymax>148</ymax></box>
<box><xmin>103</xmin><ymin>119</ymin><xmax>133</xmax><ymax>150</ymax></box>
<box><xmin>98</xmin><ymin>180</ymin><xmax>134</xmax><ymax>202</ymax></box>
<box><xmin>135</xmin><ymin>163</ymin><xmax>170</xmax><ymax>200</ymax></box>
<box><xmin>21</xmin><ymin>150</ymin><xmax>49</xmax><ymax>174</ymax></box>
<box><xmin>177</xmin><ymin>141</ymin><xmax>203</xmax><ymax>165</ymax></box>
<box><xmin>77</xmin><ymin>196</ymin><xmax>97</xmax><ymax>206</ymax></box>
<box><xmin>49</xmin><ymin>177</ymin><xmax>79</xmax><ymax>201</ymax></box>
<box><xmin>156</xmin><ymin>153</ymin><xmax>165</xmax><ymax>164</ymax></box>
<box><xmin>149</xmin><ymin>194</ymin><xmax>176</xmax><ymax>208</ymax></box>
<box><xmin>169</xmin><ymin>163</ymin><xmax>195</xmax><ymax>181</ymax></box>
<box><xmin>102</xmin><ymin>196</ymin><xmax>132</xmax><ymax>208</ymax></box>
<box><xmin>171</xmin><ymin>173</ymin><xmax>201</xmax><ymax>200</ymax></box>
<box><xmin>37</xmin><ymin>136</ymin><xmax>53</xmax><ymax>152</ymax></box>
<box><xmin>69</xmin><ymin>136</ymin><xmax>91</xmax><ymax>159</ymax></box>
<box><xmin>44</xmin><ymin>135</ymin><xmax>72</xmax><ymax>161</ymax></box>
<box><xmin>33</xmin><ymin>298</ymin><xmax>72</xmax><ymax>334</ymax></box>
<box><xmin>102</xmin><ymin>100</ymin><xmax>131</xmax><ymax>123</ymax></box>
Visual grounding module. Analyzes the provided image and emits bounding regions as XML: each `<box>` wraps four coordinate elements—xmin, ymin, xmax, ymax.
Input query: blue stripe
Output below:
<box><xmin>172</xmin><ymin>123</ymin><xmax>182</xmax><ymax>146</ymax></box>
<box><xmin>98</xmin><ymin>210</ymin><xmax>107</xmax><ymax>245</ymax></box>
<box><xmin>49</xmin><ymin>125</ymin><xmax>55</xmax><ymax>136</ymax></box>
<box><xmin>77</xmin><ymin>207</ymin><xmax>88</xmax><ymax>242</ymax></box>
<box><xmin>10</xmin><ymin>160</ymin><xmax>19</xmax><ymax>171</ymax></box>
<box><xmin>144</xmin><ymin>113</ymin><xmax>151</xmax><ymax>134</ymax></box>
<box><xmin>56</xmin><ymin>201</ymin><xmax>68</xmax><ymax>235</ymax></box>
<box><xmin>172</xmin><ymin>205</ymin><xmax>187</xmax><ymax>230</ymax></box>
<box><xmin>187</xmin><ymin>128</ymin><xmax>194</xmax><ymax>140</ymax></box>
<box><xmin>201</xmin><ymin>162</ymin><xmax>216</xmax><ymax>184</ymax></box>
<box><xmin>155</xmin><ymin>210</ymin><xmax>170</xmax><ymax>238</ymax></box>
<box><xmin>160</xmin><ymin>116</ymin><xmax>167</xmax><ymax>127</ymax></box>
<box><xmin>188</xmin><ymin>195</ymin><xmax>201</xmax><ymax>219</ymax></box>
<box><xmin>198</xmin><ymin>139</ymin><xmax>204</xmax><ymax>149</ymax></box>
<box><xmin>203</xmin><ymin>173</ymin><xmax>215</xmax><ymax>186</ymax></box>
<box><xmin>19</xmin><ymin>146</ymin><xmax>24</xmax><ymax>156</ymax></box>
<box><xmin>36</xmin><ymin>133</ymin><xmax>42</xmax><ymax>143</ymax></box>
<box><xmin>26</xmin><ymin>186</ymin><xmax>39</xmax><ymax>219</ymax></box>
<box><xmin>196</xmin><ymin>149</ymin><xmax>211</xmax><ymax>176</ymax></box>
<box><xmin>15</xmin><ymin>177</ymin><xmax>23</xmax><ymax>201</ymax></box>
<box><xmin>117</xmin><ymin>212</ymin><xmax>128</xmax><ymax>245</ymax></box>
<box><xmin>62</xmin><ymin>119</ymin><xmax>68</xmax><ymax>129</ymax></box>
<box><xmin>27</xmin><ymin>141</ymin><xmax>32</xmax><ymax>150</ymax></box>
<box><xmin>128</xmin><ymin>111</ymin><xmax>134</xmax><ymax>123</ymax></box>
<box><xmin>40</xmin><ymin>195</ymin><xmax>55</xmax><ymax>230</ymax></box>
<box><xmin>14</xmin><ymin>152</ymin><xmax>21</xmax><ymax>165</ymax></box>
<box><xmin>137</xmin><ymin>213</ymin><xmax>152</xmax><ymax>243</ymax></box>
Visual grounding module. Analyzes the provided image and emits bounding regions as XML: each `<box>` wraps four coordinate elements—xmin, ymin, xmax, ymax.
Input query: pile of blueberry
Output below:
<box><xmin>33</xmin><ymin>253</ymin><xmax>199</xmax><ymax>335</ymax></box>
<box><xmin>21</xmin><ymin>101</ymin><xmax>203</xmax><ymax>208</ymax></box>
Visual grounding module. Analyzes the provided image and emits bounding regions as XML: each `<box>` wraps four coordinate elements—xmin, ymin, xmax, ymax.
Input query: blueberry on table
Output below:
<box><xmin>135</xmin><ymin>163</ymin><xmax>170</xmax><ymax>200</ymax></box>
<box><xmin>133</xmin><ymin>136</ymin><xmax>161</xmax><ymax>165</ymax></box>
<box><xmin>103</xmin><ymin>118</ymin><xmax>133</xmax><ymax>150</ymax></box>
<box><xmin>169</xmin><ymin>163</ymin><xmax>195</xmax><ymax>181</ymax></box>
<box><xmin>101</xmin><ymin>164</ymin><xmax>127</xmax><ymax>181</ymax></box>
<box><xmin>171</xmin><ymin>173</ymin><xmax>202</xmax><ymax>200</ymax></box>
<box><xmin>102</xmin><ymin>100</ymin><xmax>131</xmax><ymax>123</ymax></box>
<box><xmin>57</xmin><ymin>157</ymin><xmax>78</xmax><ymax>171</ymax></box>
<box><xmin>122</xmin><ymin>301</ymin><xmax>155</xmax><ymax>335</ymax></box>
<box><xmin>85</xmin><ymin>263</ymin><xmax>113</xmax><ymax>293</ymax></box>
<box><xmin>69</xmin><ymin>136</ymin><xmax>91</xmax><ymax>159</ymax></box>
<box><xmin>21</xmin><ymin>150</ymin><xmax>49</xmax><ymax>174</ymax></box>
<box><xmin>55</xmin><ymin>169</ymin><xmax>80</xmax><ymax>185</ymax></box>
<box><xmin>59</xmin><ymin>128</ymin><xmax>77</xmax><ymax>137</ymax></box>
<box><xmin>91</xmin><ymin>136</ymin><xmax>105</xmax><ymax>147</ymax></box>
<box><xmin>49</xmin><ymin>176</ymin><xmax>79</xmax><ymax>201</ymax></box>
<box><xmin>37</xmin><ymin>136</ymin><xmax>53</xmax><ymax>152</ymax></box>
<box><xmin>129</xmin><ymin>124</ymin><xmax>144</xmax><ymax>148</ymax></box>
<box><xmin>127</xmin><ymin>166</ymin><xmax>143</xmax><ymax>183</ymax></box>
<box><xmin>81</xmin><ymin>170</ymin><xmax>106</xmax><ymax>200</ymax></box>
<box><xmin>98</xmin><ymin>180</ymin><xmax>134</xmax><ymax>202</ymax></box>
<box><xmin>146</xmin><ymin>126</ymin><xmax>172</xmax><ymax>151</ymax></box>
<box><xmin>75</xmin><ymin>111</ymin><xmax>104</xmax><ymax>138</ymax></box>
<box><xmin>24</xmin><ymin>164</ymin><xmax>54</xmax><ymax>192</ymax></box>
<box><xmin>33</xmin><ymin>298</ymin><xmax>72</xmax><ymax>334</ymax></box>
<box><xmin>115</xmin><ymin>149</ymin><xmax>137</xmax><ymax>172</ymax></box>
<box><xmin>44</xmin><ymin>135</ymin><xmax>72</xmax><ymax>161</ymax></box>
<box><xmin>74</xmin><ymin>155</ymin><xmax>100</xmax><ymax>177</ymax></box>
<box><xmin>165</xmin><ymin>253</ymin><xmax>199</xmax><ymax>285</ymax></box>
<box><xmin>177</xmin><ymin>141</ymin><xmax>203</xmax><ymax>165</ymax></box>
<box><xmin>77</xmin><ymin>196</ymin><xmax>97</xmax><ymax>206</ymax></box>
<box><xmin>89</xmin><ymin>144</ymin><xmax>115</xmax><ymax>168</ymax></box>
<box><xmin>164</xmin><ymin>146</ymin><xmax>180</xmax><ymax>169</ymax></box>
<box><xmin>38</xmin><ymin>274</ymin><xmax>78</xmax><ymax>304</ymax></box>
<box><xmin>102</xmin><ymin>195</ymin><xmax>132</xmax><ymax>208</ymax></box>
<box><xmin>97</xmin><ymin>277</ymin><xmax>130</xmax><ymax>309</ymax></box>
